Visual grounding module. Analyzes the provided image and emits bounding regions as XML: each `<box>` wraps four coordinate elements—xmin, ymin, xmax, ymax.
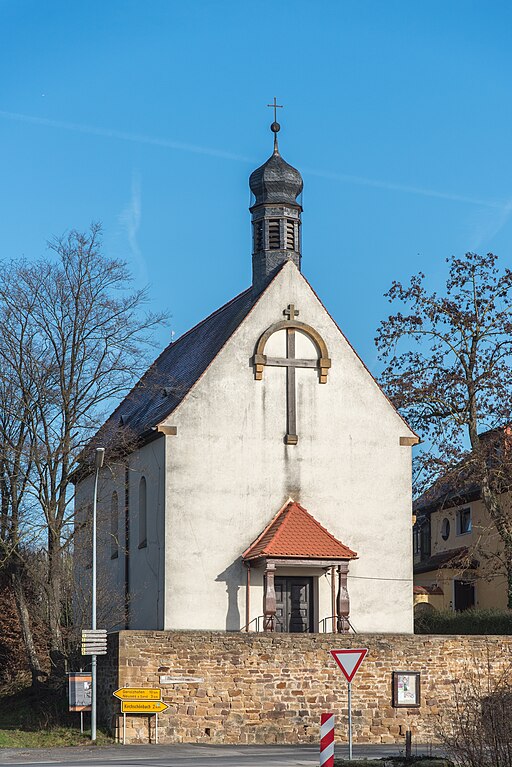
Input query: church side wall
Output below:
<box><xmin>162</xmin><ymin>263</ymin><xmax>414</xmax><ymax>634</ymax></box>
<box><xmin>74</xmin><ymin>464</ymin><xmax>127</xmax><ymax>631</ymax></box>
<box><xmin>127</xmin><ymin>438</ymin><xmax>166</xmax><ymax>629</ymax></box>
<box><xmin>100</xmin><ymin>630</ymin><xmax>512</xmax><ymax>745</ymax></box>
<box><xmin>74</xmin><ymin>437</ymin><xmax>165</xmax><ymax>632</ymax></box>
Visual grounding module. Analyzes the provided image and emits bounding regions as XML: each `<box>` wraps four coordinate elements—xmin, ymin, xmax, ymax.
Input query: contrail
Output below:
<box><xmin>0</xmin><ymin>109</ymin><xmax>254</xmax><ymax>163</ymax></box>
<box><xmin>302</xmin><ymin>167</ymin><xmax>505</xmax><ymax>210</ymax></box>
<box><xmin>0</xmin><ymin>109</ymin><xmax>507</xmax><ymax>210</ymax></box>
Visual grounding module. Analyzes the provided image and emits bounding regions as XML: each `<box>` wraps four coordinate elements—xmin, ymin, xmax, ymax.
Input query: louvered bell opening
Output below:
<box><xmin>253</xmin><ymin>221</ymin><xmax>263</xmax><ymax>252</ymax></box>
<box><xmin>268</xmin><ymin>219</ymin><xmax>280</xmax><ymax>250</ymax></box>
<box><xmin>285</xmin><ymin>220</ymin><xmax>295</xmax><ymax>250</ymax></box>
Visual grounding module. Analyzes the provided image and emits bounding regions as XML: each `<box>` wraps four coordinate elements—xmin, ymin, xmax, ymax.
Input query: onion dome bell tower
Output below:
<box><xmin>249</xmin><ymin>111</ymin><xmax>303</xmax><ymax>295</ymax></box>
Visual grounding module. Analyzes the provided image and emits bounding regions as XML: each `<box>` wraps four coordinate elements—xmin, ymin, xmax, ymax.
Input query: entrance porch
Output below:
<box><xmin>242</xmin><ymin>500</ymin><xmax>358</xmax><ymax>633</ymax></box>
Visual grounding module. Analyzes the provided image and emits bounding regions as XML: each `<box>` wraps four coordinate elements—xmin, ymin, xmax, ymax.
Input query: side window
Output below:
<box><xmin>457</xmin><ymin>507</ymin><xmax>471</xmax><ymax>535</ymax></box>
<box><xmin>413</xmin><ymin>525</ymin><xmax>420</xmax><ymax>555</ymax></box>
<box><xmin>81</xmin><ymin>503</ymin><xmax>93</xmax><ymax>569</ymax></box>
<box><xmin>138</xmin><ymin>476</ymin><xmax>147</xmax><ymax>549</ymax></box>
<box><xmin>111</xmin><ymin>491</ymin><xmax>119</xmax><ymax>559</ymax></box>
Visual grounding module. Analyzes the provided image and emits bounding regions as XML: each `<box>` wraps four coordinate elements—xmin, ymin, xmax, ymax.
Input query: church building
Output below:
<box><xmin>74</xmin><ymin>116</ymin><xmax>418</xmax><ymax>635</ymax></box>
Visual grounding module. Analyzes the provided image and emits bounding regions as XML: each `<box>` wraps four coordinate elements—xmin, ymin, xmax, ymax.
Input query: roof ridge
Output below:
<box><xmin>241</xmin><ymin>499</ymin><xmax>292</xmax><ymax>559</ymax></box>
<box><xmin>290</xmin><ymin>501</ymin><xmax>355</xmax><ymax>550</ymax></box>
<box><xmin>295</xmin><ymin>268</ymin><xmax>418</xmax><ymax>441</ymax></box>
<box><xmin>167</xmin><ymin>286</ymin><xmax>253</xmax><ymax>350</ymax></box>
<box><xmin>242</xmin><ymin>500</ymin><xmax>357</xmax><ymax>560</ymax></box>
<box><xmin>92</xmin><ymin>286</ymin><xmax>254</xmax><ymax>433</ymax></box>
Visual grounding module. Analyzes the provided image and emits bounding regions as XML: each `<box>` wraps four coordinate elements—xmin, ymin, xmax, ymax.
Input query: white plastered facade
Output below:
<box><xmin>75</xmin><ymin>261</ymin><xmax>416</xmax><ymax>634</ymax></box>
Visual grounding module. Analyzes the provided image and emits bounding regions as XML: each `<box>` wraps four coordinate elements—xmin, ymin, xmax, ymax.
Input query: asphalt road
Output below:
<box><xmin>0</xmin><ymin>742</ymin><xmax>446</xmax><ymax>766</ymax></box>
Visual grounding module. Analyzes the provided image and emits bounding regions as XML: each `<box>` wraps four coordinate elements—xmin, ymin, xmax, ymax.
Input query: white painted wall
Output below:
<box><xmin>126</xmin><ymin>438</ymin><xmax>166</xmax><ymax>629</ymax></box>
<box><xmin>74</xmin><ymin>438</ymin><xmax>165</xmax><ymax>631</ymax></box>
<box><xmin>160</xmin><ymin>262</ymin><xmax>415</xmax><ymax>634</ymax></box>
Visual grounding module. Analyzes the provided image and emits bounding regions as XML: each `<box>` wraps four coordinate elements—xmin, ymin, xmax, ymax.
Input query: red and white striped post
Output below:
<box><xmin>320</xmin><ymin>713</ymin><xmax>335</xmax><ymax>767</ymax></box>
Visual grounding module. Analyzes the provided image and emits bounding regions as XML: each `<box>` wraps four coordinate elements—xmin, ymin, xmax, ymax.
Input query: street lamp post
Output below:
<box><xmin>91</xmin><ymin>447</ymin><xmax>105</xmax><ymax>743</ymax></box>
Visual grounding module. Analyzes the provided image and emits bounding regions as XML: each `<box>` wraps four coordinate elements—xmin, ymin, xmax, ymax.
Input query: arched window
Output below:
<box><xmin>138</xmin><ymin>476</ymin><xmax>147</xmax><ymax>549</ymax></box>
<box><xmin>110</xmin><ymin>491</ymin><xmax>119</xmax><ymax>559</ymax></box>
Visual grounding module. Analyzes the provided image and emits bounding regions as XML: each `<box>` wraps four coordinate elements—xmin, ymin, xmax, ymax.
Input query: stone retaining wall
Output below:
<box><xmin>98</xmin><ymin>631</ymin><xmax>512</xmax><ymax>745</ymax></box>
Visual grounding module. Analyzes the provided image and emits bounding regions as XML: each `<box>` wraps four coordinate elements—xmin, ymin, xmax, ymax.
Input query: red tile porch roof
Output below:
<box><xmin>242</xmin><ymin>501</ymin><xmax>357</xmax><ymax>561</ymax></box>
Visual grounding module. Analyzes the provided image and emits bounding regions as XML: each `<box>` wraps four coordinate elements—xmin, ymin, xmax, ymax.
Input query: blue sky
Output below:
<box><xmin>1</xmin><ymin>1</ymin><xmax>512</xmax><ymax>370</ymax></box>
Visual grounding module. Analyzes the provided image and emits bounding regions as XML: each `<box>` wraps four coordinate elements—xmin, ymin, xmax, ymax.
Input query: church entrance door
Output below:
<box><xmin>275</xmin><ymin>576</ymin><xmax>313</xmax><ymax>633</ymax></box>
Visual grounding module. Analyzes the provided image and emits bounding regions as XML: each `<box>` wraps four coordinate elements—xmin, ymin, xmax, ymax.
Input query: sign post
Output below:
<box><xmin>320</xmin><ymin>712</ymin><xmax>335</xmax><ymax>767</ymax></box>
<box><xmin>68</xmin><ymin>671</ymin><xmax>92</xmax><ymax>734</ymax></box>
<box><xmin>330</xmin><ymin>648</ymin><xmax>368</xmax><ymax>760</ymax></box>
<box><xmin>113</xmin><ymin>687</ymin><xmax>168</xmax><ymax>744</ymax></box>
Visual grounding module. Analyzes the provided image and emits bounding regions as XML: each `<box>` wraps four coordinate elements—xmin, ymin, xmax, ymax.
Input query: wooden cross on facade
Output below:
<box><xmin>253</xmin><ymin>305</ymin><xmax>331</xmax><ymax>445</ymax></box>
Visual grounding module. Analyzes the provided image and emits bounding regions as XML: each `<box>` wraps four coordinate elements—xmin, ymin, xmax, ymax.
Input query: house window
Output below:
<box><xmin>413</xmin><ymin>516</ymin><xmax>431</xmax><ymax>559</ymax></box>
<box><xmin>457</xmin><ymin>507</ymin><xmax>471</xmax><ymax>535</ymax></box>
<box><xmin>441</xmin><ymin>518</ymin><xmax>450</xmax><ymax>541</ymax></box>
<box><xmin>420</xmin><ymin>517</ymin><xmax>431</xmax><ymax>558</ymax></box>
<box><xmin>413</xmin><ymin>526</ymin><xmax>420</xmax><ymax>555</ymax></box>
<box><xmin>138</xmin><ymin>476</ymin><xmax>147</xmax><ymax>549</ymax></box>
<box><xmin>110</xmin><ymin>491</ymin><xmax>119</xmax><ymax>559</ymax></box>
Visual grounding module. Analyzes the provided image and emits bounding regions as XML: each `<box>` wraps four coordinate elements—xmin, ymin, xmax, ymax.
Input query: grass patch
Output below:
<box><xmin>0</xmin><ymin>727</ymin><xmax>112</xmax><ymax>748</ymax></box>
<box><xmin>0</xmin><ymin>683</ymin><xmax>114</xmax><ymax>748</ymax></box>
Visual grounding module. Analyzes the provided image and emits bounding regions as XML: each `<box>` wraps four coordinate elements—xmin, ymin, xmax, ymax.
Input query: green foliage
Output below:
<box><xmin>415</xmin><ymin>607</ymin><xmax>512</xmax><ymax>635</ymax></box>
<box><xmin>0</xmin><ymin>684</ymin><xmax>113</xmax><ymax>747</ymax></box>
<box><xmin>0</xmin><ymin>728</ymin><xmax>112</xmax><ymax>748</ymax></box>
<box><xmin>334</xmin><ymin>759</ymin><xmax>453</xmax><ymax>766</ymax></box>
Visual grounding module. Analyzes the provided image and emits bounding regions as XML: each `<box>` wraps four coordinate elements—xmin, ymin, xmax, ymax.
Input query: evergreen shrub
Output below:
<box><xmin>415</xmin><ymin>608</ymin><xmax>512</xmax><ymax>635</ymax></box>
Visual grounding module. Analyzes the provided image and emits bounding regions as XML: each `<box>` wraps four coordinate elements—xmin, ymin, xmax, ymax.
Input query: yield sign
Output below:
<box><xmin>330</xmin><ymin>648</ymin><xmax>368</xmax><ymax>683</ymax></box>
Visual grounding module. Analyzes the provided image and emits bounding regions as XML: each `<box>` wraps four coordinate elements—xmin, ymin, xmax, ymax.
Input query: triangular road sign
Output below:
<box><xmin>330</xmin><ymin>648</ymin><xmax>368</xmax><ymax>682</ymax></box>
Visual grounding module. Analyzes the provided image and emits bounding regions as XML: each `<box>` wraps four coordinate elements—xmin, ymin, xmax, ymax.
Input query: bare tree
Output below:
<box><xmin>376</xmin><ymin>252</ymin><xmax>512</xmax><ymax>607</ymax></box>
<box><xmin>440</xmin><ymin>651</ymin><xmax>512</xmax><ymax>767</ymax></box>
<box><xmin>0</xmin><ymin>224</ymin><xmax>167</xmax><ymax>679</ymax></box>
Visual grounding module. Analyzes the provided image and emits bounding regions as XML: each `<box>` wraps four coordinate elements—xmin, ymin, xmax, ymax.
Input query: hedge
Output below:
<box><xmin>415</xmin><ymin>607</ymin><xmax>512</xmax><ymax>635</ymax></box>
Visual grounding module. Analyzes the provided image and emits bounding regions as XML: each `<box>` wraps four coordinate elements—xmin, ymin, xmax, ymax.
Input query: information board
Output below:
<box><xmin>68</xmin><ymin>672</ymin><xmax>92</xmax><ymax>712</ymax></box>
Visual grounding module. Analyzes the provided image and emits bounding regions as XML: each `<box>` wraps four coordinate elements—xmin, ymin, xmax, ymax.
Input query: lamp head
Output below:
<box><xmin>95</xmin><ymin>447</ymin><xmax>105</xmax><ymax>470</ymax></box>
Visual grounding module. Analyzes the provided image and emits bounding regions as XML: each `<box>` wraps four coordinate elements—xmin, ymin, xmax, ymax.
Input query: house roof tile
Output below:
<box><xmin>242</xmin><ymin>501</ymin><xmax>357</xmax><ymax>561</ymax></box>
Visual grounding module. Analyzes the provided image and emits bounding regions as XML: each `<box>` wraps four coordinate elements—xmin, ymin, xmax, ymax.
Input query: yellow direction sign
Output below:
<box><xmin>114</xmin><ymin>687</ymin><xmax>161</xmax><ymax>701</ymax></box>
<box><xmin>121</xmin><ymin>700</ymin><xmax>169</xmax><ymax>714</ymax></box>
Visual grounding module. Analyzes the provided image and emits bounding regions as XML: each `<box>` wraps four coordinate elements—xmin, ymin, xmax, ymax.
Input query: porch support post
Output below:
<box><xmin>331</xmin><ymin>565</ymin><xmax>336</xmax><ymax>633</ymax></box>
<box><xmin>263</xmin><ymin>561</ymin><xmax>276</xmax><ymax>632</ymax></box>
<box><xmin>336</xmin><ymin>562</ymin><xmax>350</xmax><ymax>633</ymax></box>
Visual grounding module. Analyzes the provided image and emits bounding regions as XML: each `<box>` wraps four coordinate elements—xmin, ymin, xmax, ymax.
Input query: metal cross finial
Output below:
<box><xmin>267</xmin><ymin>98</ymin><xmax>283</xmax><ymax>152</ymax></box>
<box><xmin>267</xmin><ymin>97</ymin><xmax>283</xmax><ymax>124</ymax></box>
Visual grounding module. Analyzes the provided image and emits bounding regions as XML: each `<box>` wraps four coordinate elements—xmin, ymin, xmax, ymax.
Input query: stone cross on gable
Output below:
<box><xmin>283</xmin><ymin>304</ymin><xmax>299</xmax><ymax>320</ymax></box>
<box><xmin>253</xmin><ymin>305</ymin><xmax>331</xmax><ymax>445</ymax></box>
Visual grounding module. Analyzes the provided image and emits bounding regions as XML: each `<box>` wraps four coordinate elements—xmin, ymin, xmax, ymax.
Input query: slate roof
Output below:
<box><xmin>98</xmin><ymin>287</ymin><xmax>254</xmax><ymax>443</ymax></box>
<box><xmin>242</xmin><ymin>501</ymin><xmax>358</xmax><ymax>561</ymax></box>
<box><xmin>413</xmin><ymin>425</ymin><xmax>512</xmax><ymax>515</ymax></box>
<box><xmin>249</xmin><ymin>149</ymin><xmax>303</xmax><ymax>208</ymax></box>
<box><xmin>413</xmin><ymin>546</ymin><xmax>478</xmax><ymax>574</ymax></box>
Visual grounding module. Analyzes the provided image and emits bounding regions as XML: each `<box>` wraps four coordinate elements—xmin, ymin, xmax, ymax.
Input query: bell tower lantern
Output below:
<box><xmin>249</xmin><ymin>101</ymin><xmax>303</xmax><ymax>295</ymax></box>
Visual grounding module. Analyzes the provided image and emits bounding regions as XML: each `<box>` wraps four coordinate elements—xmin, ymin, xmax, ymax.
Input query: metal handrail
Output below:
<box><xmin>240</xmin><ymin>614</ymin><xmax>284</xmax><ymax>632</ymax></box>
<box><xmin>240</xmin><ymin>615</ymin><xmax>265</xmax><ymax>632</ymax></box>
<box><xmin>318</xmin><ymin>615</ymin><xmax>358</xmax><ymax>633</ymax></box>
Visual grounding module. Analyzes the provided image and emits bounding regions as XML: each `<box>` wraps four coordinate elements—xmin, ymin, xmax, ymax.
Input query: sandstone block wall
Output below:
<box><xmin>98</xmin><ymin>631</ymin><xmax>512</xmax><ymax>745</ymax></box>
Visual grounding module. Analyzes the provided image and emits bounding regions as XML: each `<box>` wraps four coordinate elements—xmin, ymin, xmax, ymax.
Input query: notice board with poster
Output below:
<box><xmin>392</xmin><ymin>671</ymin><xmax>421</xmax><ymax>708</ymax></box>
<box><xmin>68</xmin><ymin>672</ymin><xmax>92</xmax><ymax>711</ymax></box>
